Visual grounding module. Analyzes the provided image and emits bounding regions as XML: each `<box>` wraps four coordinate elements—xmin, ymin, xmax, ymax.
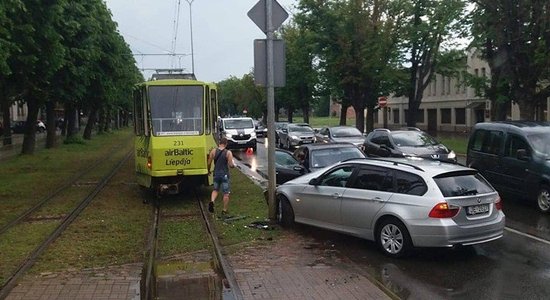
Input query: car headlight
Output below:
<box><xmin>251</xmin><ymin>132</ymin><xmax>256</xmax><ymax>137</ymax></box>
<box><xmin>225</xmin><ymin>133</ymin><xmax>232</xmax><ymax>138</ymax></box>
<box><xmin>291</xmin><ymin>135</ymin><xmax>299</xmax><ymax>140</ymax></box>
<box><xmin>448</xmin><ymin>150</ymin><xmax>456</xmax><ymax>159</ymax></box>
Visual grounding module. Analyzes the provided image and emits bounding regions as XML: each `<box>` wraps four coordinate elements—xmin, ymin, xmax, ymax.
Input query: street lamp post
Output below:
<box><xmin>185</xmin><ymin>0</ymin><xmax>195</xmax><ymax>74</ymax></box>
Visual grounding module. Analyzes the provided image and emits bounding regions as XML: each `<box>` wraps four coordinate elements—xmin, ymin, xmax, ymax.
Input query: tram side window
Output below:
<box><xmin>133</xmin><ymin>88</ymin><xmax>144</xmax><ymax>135</ymax></box>
<box><xmin>149</xmin><ymin>85</ymin><xmax>203</xmax><ymax>135</ymax></box>
<box><xmin>205</xmin><ymin>88</ymin><xmax>211</xmax><ymax>135</ymax></box>
<box><xmin>211</xmin><ymin>89</ymin><xmax>217</xmax><ymax>135</ymax></box>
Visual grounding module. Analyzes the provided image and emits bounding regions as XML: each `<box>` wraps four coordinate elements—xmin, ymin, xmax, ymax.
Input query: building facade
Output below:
<box><xmin>330</xmin><ymin>50</ymin><xmax>550</xmax><ymax>133</ymax></box>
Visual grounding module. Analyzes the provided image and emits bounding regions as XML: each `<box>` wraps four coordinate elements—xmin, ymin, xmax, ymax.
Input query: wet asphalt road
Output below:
<box><xmin>233</xmin><ymin>137</ymin><xmax>550</xmax><ymax>299</ymax></box>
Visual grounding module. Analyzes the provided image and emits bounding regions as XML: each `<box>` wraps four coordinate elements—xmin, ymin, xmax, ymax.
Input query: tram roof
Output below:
<box><xmin>140</xmin><ymin>79</ymin><xmax>213</xmax><ymax>86</ymax></box>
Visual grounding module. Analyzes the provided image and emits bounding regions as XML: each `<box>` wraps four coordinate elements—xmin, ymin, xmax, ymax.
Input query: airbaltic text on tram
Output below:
<box><xmin>165</xmin><ymin>148</ymin><xmax>194</xmax><ymax>166</ymax></box>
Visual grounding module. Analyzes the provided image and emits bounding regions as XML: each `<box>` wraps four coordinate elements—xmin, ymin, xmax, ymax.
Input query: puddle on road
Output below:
<box><xmin>157</xmin><ymin>274</ymin><xmax>224</xmax><ymax>299</ymax></box>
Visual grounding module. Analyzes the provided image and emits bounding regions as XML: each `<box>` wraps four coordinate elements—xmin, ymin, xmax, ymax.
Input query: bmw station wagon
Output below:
<box><xmin>275</xmin><ymin>157</ymin><xmax>505</xmax><ymax>257</ymax></box>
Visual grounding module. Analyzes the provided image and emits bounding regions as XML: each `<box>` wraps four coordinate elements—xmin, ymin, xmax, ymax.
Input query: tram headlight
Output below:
<box><xmin>147</xmin><ymin>157</ymin><xmax>152</xmax><ymax>169</ymax></box>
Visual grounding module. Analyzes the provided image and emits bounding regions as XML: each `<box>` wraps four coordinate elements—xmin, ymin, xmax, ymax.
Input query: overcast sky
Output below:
<box><xmin>104</xmin><ymin>0</ymin><xmax>297</xmax><ymax>83</ymax></box>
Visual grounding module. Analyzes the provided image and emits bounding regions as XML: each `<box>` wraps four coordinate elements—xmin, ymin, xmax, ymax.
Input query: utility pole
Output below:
<box><xmin>185</xmin><ymin>0</ymin><xmax>195</xmax><ymax>74</ymax></box>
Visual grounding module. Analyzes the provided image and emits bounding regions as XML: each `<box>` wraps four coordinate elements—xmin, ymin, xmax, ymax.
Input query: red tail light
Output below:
<box><xmin>495</xmin><ymin>196</ymin><xmax>503</xmax><ymax>210</ymax></box>
<box><xmin>147</xmin><ymin>157</ymin><xmax>152</xmax><ymax>169</ymax></box>
<box><xmin>429</xmin><ymin>202</ymin><xmax>459</xmax><ymax>218</ymax></box>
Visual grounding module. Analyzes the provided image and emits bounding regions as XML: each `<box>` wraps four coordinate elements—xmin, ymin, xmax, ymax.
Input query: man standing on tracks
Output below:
<box><xmin>207</xmin><ymin>137</ymin><xmax>235</xmax><ymax>215</ymax></box>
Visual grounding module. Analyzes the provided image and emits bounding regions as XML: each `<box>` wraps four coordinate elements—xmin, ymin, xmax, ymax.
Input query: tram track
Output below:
<box><xmin>141</xmin><ymin>187</ymin><xmax>243</xmax><ymax>300</ymax></box>
<box><xmin>0</xmin><ymin>149</ymin><xmax>133</xmax><ymax>300</ymax></box>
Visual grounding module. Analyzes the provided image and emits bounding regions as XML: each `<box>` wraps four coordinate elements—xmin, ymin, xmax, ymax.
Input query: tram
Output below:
<box><xmin>133</xmin><ymin>71</ymin><xmax>218</xmax><ymax>195</ymax></box>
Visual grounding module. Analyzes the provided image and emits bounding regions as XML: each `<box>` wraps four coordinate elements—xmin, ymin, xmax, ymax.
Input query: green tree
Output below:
<box><xmin>278</xmin><ymin>22</ymin><xmax>318</xmax><ymax>124</ymax></box>
<box><xmin>470</xmin><ymin>0</ymin><xmax>550</xmax><ymax>120</ymax></box>
<box><xmin>402</xmin><ymin>0</ymin><xmax>466</xmax><ymax>127</ymax></box>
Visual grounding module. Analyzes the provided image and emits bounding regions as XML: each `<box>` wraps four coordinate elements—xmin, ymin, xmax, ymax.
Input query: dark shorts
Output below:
<box><xmin>213</xmin><ymin>174</ymin><xmax>230</xmax><ymax>194</ymax></box>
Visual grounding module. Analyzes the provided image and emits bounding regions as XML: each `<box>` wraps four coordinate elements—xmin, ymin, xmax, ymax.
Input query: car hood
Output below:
<box><xmin>332</xmin><ymin>136</ymin><xmax>365</xmax><ymax>145</ymax></box>
<box><xmin>399</xmin><ymin>144</ymin><xmax>450</xmax><ymax>156</ymax></box>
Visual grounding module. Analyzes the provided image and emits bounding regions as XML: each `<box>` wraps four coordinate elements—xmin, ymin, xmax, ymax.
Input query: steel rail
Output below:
<box><xmin>0</xmin><ymin>150</ymin><xmax>132</xmax><ymax>300</ymax></box>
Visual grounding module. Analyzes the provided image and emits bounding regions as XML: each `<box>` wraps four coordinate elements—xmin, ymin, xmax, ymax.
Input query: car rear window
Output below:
<box><xmin>433</xmin><ymin>171</ymin><xmax>494</xmax><ymax>197</ymax></box>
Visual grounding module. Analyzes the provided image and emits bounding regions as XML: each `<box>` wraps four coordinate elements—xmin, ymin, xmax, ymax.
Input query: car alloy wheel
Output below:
<box><xmin>377</xmin><ymin>218</ymin><xmax>411</xmax><ymax>258</ymax></box>
<box><xmin>537</xmin><ymin>186</ymin><xmax>550</xmax><ymax>213</ymax></box>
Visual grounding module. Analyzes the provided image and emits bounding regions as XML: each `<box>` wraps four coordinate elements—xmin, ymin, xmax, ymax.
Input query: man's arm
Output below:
<box><xmin>227</xmin><ymin>150</ymin><xmax>236</xmax><ymax>168</ymax></box>
<box><xmin>207</xmin><ymin>149</ymin><xmax>215</xmax><ymax>173</ymax></box>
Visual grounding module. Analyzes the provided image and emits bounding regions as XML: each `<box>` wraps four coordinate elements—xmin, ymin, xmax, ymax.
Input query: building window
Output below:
<box><xmin>455</xmin><ymin>108</ymin><xmax>466</xmax><ymax>125</ymax></box>
<box><xmin>474</xmin><ymin>68</ymin><xmax>479</xmax><ymax>77</ymax></box>
<box><xmin>441</xmin><ymin>76</ymin><xmax>445</xmax><ymax>96</ymax></box>
<box><xmin>481</xmin><ymin>67</ymin><xmax>486</xmax><ymax>78</ymax></box>
<box><xmin>447</xmin><ymin>77</ymin><xmax>451</xmax><ymax>94</ymax></box>
<box><xmin>433</xmin><ymin>77</ymin><xmax>437</xmax><ymax>95</ymax></box>
<box><xmin>417</xmin><ymin>109</ymin><xmax>425</xmax><ymax>123</ymax></box>
<box><xmin>441</xmin><ymin>108</ymin><xmax>451</xmax><ymax>124</ymax></box>
<box><xmin>393</xmin><ymin>109</ymin><xmax>400</xmax><ymax>124</ymax></box>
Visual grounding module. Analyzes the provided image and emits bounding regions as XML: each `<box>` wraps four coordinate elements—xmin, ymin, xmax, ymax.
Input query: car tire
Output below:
<box><xmin>537</xmin><ymin>185</ymin><xmax>550</xmax><ymax>213</ymax></box>
<box><xmin>252</xmin><ymin>144</ymin><xmax>257</xmax><ymax>152</ymax></box>
<box><xmin>277</xmin><ymin>196</ymin><xmax>295</xmax><ymax>228</ymax></box>
<box><xmin>376</xmin><ymin>218</ymin><xmax>412</xmax><ymax>258</ymax></box>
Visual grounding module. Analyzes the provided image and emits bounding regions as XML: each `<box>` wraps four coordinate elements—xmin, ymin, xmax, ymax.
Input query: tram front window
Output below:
<box><xmin>149</xmin><ymin>85</ymin><xmax>203</xmax><ymax>135</ymax></box>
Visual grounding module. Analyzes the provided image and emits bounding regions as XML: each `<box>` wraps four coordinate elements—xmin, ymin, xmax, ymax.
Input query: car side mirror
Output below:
<box><xmin>517</xmin><ymin>149</ymin><xmax>529</xmax><ymax>160</ymax></box>
<box><xmin>309</xmin><ymin>177</ymin><xmax>320</xmax><ymax>185</ymax></box>
<box><xmin>293</xmin><ymin>165</ymin><xmax>305</xmax><ymax>174</ymax></box>
<box><xmin>282</xmin><ymin>129</ymin><xmax>288</xmax><ymax>133</ymax></box>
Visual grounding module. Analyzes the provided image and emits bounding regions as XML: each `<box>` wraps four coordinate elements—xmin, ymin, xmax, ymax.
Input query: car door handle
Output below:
<box><xmin>332</xmin><ymin>193</ymin><xmax>342</xmax><ymax>199</ymax></box>
<box><xmin>370</xmin><ymin>197</ymin><xmax>383</xmax><ymax>202</ymax></box>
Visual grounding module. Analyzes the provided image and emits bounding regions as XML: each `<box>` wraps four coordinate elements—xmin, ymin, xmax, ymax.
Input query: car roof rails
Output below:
<box><xmin>373</xmin><ymin>128</ymin><xmax>391</xmax><ymax>132</ymax></box>
<box><xmin>399</xmin><ymin>127</ymin><xmax>422</xmax><ymax>131</ymax></box>
<box><xmin>364</xmin><ymin>158</ymin><xmax>425</xmax><ymax>172</ymax></box>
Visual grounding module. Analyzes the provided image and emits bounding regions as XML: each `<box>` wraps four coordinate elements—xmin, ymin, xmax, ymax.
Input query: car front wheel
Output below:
<box><xmin>537</xmin><ymin>185</ymin><xmax>550</xmax><ymax>213</ymax></box>
<box><xmin>277</xmin><ymin>196</ymin><xmax>295</xmax><ymax>227</ymax></box>
<box><xmin>377</xmin><ymin>218</ymin><xmax>412</xmax><ymax>258</ymax></box>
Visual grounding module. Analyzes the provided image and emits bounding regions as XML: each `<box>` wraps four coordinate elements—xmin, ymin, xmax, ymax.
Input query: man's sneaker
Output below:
<box><xmin>208</xmin><ymin>201</ymin><xmax>214</xmax><ymax>213</ymax></box>
<box><xmin>221</xmin><ymin>210</ymin><xmax>229</xmax><ymax>219</ymax></box>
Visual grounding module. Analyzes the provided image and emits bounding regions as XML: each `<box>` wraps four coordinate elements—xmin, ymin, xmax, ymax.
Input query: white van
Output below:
<box><xmin>219</xmin><ymin>117</ymin><xmax>257</xmax><ymax>151</ymax></box>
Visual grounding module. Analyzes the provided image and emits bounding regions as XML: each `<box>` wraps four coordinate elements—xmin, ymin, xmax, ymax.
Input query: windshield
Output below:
<box><xmin>331</xmin><ymin>127</ymin><xmax>362</xmax><ymax>137</ymax></box>
<box><xmin>310</xmin><ymin>147</ymin><xmax>365</xmax><ymax>168</ymax></box>
<box><xmin>528</xmin><ymin>133</ymin><xmax>550</xmax><ymax>156</ymax></box>
<box><xmin>276</xmin><ymin>151</ymin><xmax>298</xmax><ymax>166</ymax></box>
<box><xmin>434</xmin><ymin>171</ymin><xmax>494</xmax><ymax>197</ymax></box>
<box><xmin>224</xmin><ymin>119</ymin><xmax>254</xmax><ymax>129</ymax></box>
<box><xmin>289</xmin><ymin>125</ymin><xmax>313</xmax><ymax>133</ymax></box>
<box><xmin>391</xmin><ymin>131</ymin><xmax>439</xmax><ymax>147</ymax></box>
<box><xmin>149</xmin><ymin>85</ymin><xmax>203</xmax><ymax>136</ymax></box>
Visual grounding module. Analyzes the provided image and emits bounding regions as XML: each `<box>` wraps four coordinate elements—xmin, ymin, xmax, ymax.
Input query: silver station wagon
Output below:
<box><xmin>275</xmin><ymin>157</ymin><xmax>505</xmax><ymax>257</ymax></box>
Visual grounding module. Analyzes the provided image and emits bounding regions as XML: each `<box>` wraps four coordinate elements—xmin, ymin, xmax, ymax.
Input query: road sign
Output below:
<box><xmin>254</xmin><ymin>39</ymin><xmax>285</xmax><ymax>87</ymax></box>
<box><xmin>378</xmin><ymin>96</ymin><xmax>388</xmax><ymax>108</ymax></box>
<box><xmin>248</xmin><ymin>0</ymin><xmax>289</xmax><ymax>33</ymax></box>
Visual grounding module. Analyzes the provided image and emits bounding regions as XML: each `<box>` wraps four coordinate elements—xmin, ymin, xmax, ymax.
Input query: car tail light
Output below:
<box><xmin>429</xmin><ymin>202</ymin><xmax>459</xmax><ymax>218</ymax></box>
<box><xmin>147</xmin><ymin>157</ymin><xmax>152</xmax><ymax>169</ymax></box>
<box><xmin>495</xmin><ymin>196</ymin><xmax>503</xmax><ymax>210</ymax></box>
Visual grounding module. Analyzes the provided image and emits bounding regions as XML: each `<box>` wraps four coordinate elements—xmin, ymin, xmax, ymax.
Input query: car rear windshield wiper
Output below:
<box><xmin>454</xmin><ymin>189</ymin><xmax>478</xmax><ymax>196</ymax></box>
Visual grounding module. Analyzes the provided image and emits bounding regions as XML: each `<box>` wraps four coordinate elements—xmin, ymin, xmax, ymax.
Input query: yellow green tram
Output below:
<box><xmin>133</xmin><ymin>76</ymin><xmax>218</xmax><ymax>195</ymax></box>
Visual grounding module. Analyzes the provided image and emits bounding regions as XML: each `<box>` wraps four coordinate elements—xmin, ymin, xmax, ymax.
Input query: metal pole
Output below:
<box><xmin>186</xmin><ymin>0</ymin><xmax>195</xmax><ymax>74</ymax></box>
<box><xmin>266</xmin><ymin>0</ymin><xmax>277</xmax><ymax>220</ymax></box>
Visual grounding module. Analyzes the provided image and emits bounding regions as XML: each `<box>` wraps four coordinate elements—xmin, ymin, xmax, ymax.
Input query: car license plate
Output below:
<box><xmin>302</xmin><ymin>140</ymin><xmax>312</xmax><ymax>143</ymax></box>
<box><xmin>467</xmin><ymin>204</ymin><xmax>489</xmax><ymax>215</ymax></box>
<box><xmin>237</xmin><ymin>141</ymin><xmax>247</xmax><ymax>144</ymax></box>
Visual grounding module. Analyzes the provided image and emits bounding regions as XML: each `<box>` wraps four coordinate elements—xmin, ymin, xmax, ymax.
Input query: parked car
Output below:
<box><xmin>315</xmin><ymin>126</ymin><xmax>366</xmax><ymax>149</ymax></box>
<box><xmin>275</xmin><ymin>157</ymin><xmax>505</xmax><ymax>257</ymax></box>
<box><xmin>10</xmin><ymin>120</ymin><xmax>46</xmax><ymax>134</ymax></box>
<box><xmin>275</xmin><ymin>149</ymin><xmax>306</xmax><ymax>184</ymax></box>
<box><xmin>363</xmin><ymin>128</ymin><xmax>457</xmax><ymax>163</ymax></box>
<box><xmin>292</xmin><ymin>143</ymin><xmax>366</xmax><ymax>173</ymax></box>
<box><xmin>254</xmin><ymin>120</ymin><xmax>267</xmax><ymax>137</ymax></box>
<box><xmin>467</xmin><ymin>121</ymin><xmax>550</xmax><ymax>213</ymax></box>
<box><xmin>218</xmin><ymin>117</ymin><xmax>257</xmax><ymax>151</ymax></box>
<box><xmin>274</xmin><ymin>121</ymin><xmax>288</xmax><ymax>145</ymax></box>
<box><xmin>278</xmin><ymin>123</ymin><xmax>315</xmax><ymax>149</ymax></box>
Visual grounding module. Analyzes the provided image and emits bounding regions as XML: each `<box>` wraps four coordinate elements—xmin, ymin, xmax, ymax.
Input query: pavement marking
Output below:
<box><xmin>505</xmin><ymin>227</ymin><xmax>550</xmax><ymax>246</ymax></box>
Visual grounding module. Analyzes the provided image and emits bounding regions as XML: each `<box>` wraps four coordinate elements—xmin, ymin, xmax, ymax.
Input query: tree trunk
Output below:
<box><xmin>83</xmin><ymin>107</ymin><xmax>97</xmax><ymax>140</ymax></box>
<box><xmin>353</xmin><ymin>103</ymin><xmax>365</xmax><ymax>133</ymax></box>
<box><xmin>97</xmin><ymin>108</ymin><xmax>105</xmax><ymax>134</ymax></box>
<box><xmin>366</xmin><ymin>106</ymin><xmax>375</xmax><ymax>133</ymax></box>
<box><xmin>339</xmin><ymin>105</ymin><xmax>347</xmax><ymax>125</ymax></box>
<box><xmin>66</xmin><ymin>104</ymin><xmax>78</xmax><ymax>139</ymax></box>
<box><xmin>1</xmin><ymin>99</ymin><xmax>13</xmax><ymax>146</ymax></box>
<box><xmin>302</xmin><ymin>105</ymin><xmax>309</xmax><ymax>124</ymax></box>
<box><xmin>21</xmin><ymin>95</ymin><xmax>39</xmax><ymax>155</ymax></box>
<box><xmin>286</xmin><ymin>107</ymin><xmax>293</xmax><ymax>123</ymax></box>
<box><xmin>103</xmin><ymin>109</ymin><xmax>111</xmax><ymax>132</ymax></box>
<box><xmin>45</xmin><ymin>101</ymin><xmax>57</xmax><ymax>148</ymax></box>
